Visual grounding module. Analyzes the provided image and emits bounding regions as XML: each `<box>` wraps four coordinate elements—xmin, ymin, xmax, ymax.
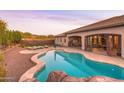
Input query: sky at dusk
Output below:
<box><xmin>0</xmin><ymin>10</ymin><xmax>124</xmax><ymax>35</ymax></box>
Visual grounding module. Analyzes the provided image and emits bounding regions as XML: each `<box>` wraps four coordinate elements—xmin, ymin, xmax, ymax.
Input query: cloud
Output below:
<box><xmin>0</xmin><ymin>10</ymin><xmax>124</xmax><ymax>35</ymax></box>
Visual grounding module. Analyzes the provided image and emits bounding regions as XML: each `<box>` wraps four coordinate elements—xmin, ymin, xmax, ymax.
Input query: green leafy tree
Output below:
<box><xmin>0</xmin><ymin>52</ymin><xmax>6</xmax><ymax>81</ymax></box>
<box><xmin>0</xmin><ymin>20</ymin><xmax>22</xmax><ymax>48</ymax></box>
<box><xmin>22</xmin><ymin>32</ymin><xmax>32</xmax><ymax>39</ymax></box>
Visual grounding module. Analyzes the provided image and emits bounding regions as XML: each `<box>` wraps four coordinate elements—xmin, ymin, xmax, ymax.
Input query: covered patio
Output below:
<box><xmin>68</xmin><ymin>36</ymin><xmax>82</xmax><ymax>48</ymax></box>
<box><xmin>85</xmin><ymin>34</ymin><xmax>121</xmax><ymax>57</ymax></box>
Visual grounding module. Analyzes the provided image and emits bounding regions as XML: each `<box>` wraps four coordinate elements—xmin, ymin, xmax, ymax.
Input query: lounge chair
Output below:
<box><xmin>44</xmin><ymin>45</ymin><xmax>48</xmax><ymax>48</ymax></box>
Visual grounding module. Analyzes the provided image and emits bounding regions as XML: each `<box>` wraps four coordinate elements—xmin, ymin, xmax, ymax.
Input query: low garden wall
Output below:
<box><xmin>21</xmin><ymin>40</ymin><xmax>55</xmax><ymax>46</ymax></box>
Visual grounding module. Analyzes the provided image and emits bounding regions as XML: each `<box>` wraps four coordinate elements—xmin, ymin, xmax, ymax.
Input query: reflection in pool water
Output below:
<box><xmin>35</xmin><ymin>50</ymin><xmax>124</xmax><ymax>82</ymax></box>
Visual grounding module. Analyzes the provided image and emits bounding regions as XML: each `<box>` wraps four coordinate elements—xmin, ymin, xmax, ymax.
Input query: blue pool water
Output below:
<box><xmin>35</xmin><ymin>50</ymin><xmax>124</xmax><ymax>82</ymax></box>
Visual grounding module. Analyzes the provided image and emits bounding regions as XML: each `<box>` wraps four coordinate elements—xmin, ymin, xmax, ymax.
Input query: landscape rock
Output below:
<box><xmin>88</xmin><ymin>76</ymin><xmax>124</xmax><ymax>82</ymax></box>
<box><xmin>22</xmin><ymin>78</ymin><xmax>38</xmax><ymax>82</ymax></box>
<box><xmin>62</xmin><ymin>76</ymin><xmax>89</xmax><ymax>82</ymax></box>
<box><xmin>46</xmin><ymin>71</ymin><xmax>124</xmax><ymax>82</ymax></box>
<box><xmin>46</xmin><ymin>71</ymin><xmax>68</xmax><ymax>82</ymax></box>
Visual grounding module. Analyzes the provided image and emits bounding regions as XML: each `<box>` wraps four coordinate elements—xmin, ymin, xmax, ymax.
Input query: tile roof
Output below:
<box><xmin>56</xmin><ymin>15</ymin><xmax>124</xmax><ymax>36</ymax></box>
<box><xmin>55</xmin><ymin>33</ymin><xmax>66</xmax><ymax>37</ymax></box>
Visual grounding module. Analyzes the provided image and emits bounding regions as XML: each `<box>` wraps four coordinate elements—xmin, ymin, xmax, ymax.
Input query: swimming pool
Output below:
<box><xmin>35</xmin><ymin>50</ymin><xmax>124</xmax><ymax>82</ymax></box>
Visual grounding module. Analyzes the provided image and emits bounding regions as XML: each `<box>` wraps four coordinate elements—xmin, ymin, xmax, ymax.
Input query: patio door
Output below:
<box><xmin>107</xmin><ymin>34</ymin><xmax>121</xmax><ymax>56</ymax></box>
<box><xmin>85</xmin><ymin>34</ymin><xmax>121</xmax><ymax>57</ymax></box>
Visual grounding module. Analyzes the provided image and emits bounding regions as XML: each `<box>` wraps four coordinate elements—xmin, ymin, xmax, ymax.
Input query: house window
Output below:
<box><xmin>114</xmin><ymin>35</ymin><xmax>119</xmax><ymax>49</ymax></box>
<box><xmin>98</xmin><ymin>35</ymin><xmax>102</xmax><ymax>46</ymax></box>
<box><xmin>64</xmin><ymin>39</ymin><xmax>66</xmax><ymax>43</ymax></box>
<box><xmin>93</xmin><ymin>35</ymin><xmax>97</xmax><ymax>45</ymax></box>
<box><xmin>60</xmin><ymin>38</ymin><xmax>62</xmax><ymax>42</ymax></box>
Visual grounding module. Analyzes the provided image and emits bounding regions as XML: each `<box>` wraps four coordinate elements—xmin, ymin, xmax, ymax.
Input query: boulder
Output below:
<box><xmin>22</xmin><ymin>78</ymin><xmax>38</xmax><ymax>82</ymax></box>
<box><xmin>62</xmin><ymin>76</ymin><xmax>89</xmax><ymax>82</ymax></box>
<box><xmin>46</xmin><ymin>71</ymin><xmax>68</xmax><ymax>82</ymax></box>
<box><xmin>88</xmin><ymin>76</ymin><xmax>124</xmax><ymax>82</ymax></box>
<box><xmin>46</xmin><ymin>71</ymin><xmax>88</xmax><ymax>82</ymax></box>
<box><xmin>46</xmin><ymin>71</ymin><xmax>124</xmax><ymax>82</ymax></box>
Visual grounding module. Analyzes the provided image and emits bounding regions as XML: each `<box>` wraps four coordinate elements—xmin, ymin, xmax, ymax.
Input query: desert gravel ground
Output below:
<box><xmin>4</xmin><ymin>47</ymin><xmax>35</xmax><ymax>82</ymax></box>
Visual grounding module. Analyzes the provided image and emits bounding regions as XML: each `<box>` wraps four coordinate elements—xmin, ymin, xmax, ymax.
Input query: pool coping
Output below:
<box><xmin>61</xmin><ymin>48</ymin><xmax>124</xmax><ymax>68</ymax></box>
<box><xmin>19</xmin><ymin>48</ymin><xmax>55</xmax><ymax>82</ymax></box>
<box><xmin>19</xmin><ymin>47</ymin><xmax>124</xmax><ymax>82</ymax></box>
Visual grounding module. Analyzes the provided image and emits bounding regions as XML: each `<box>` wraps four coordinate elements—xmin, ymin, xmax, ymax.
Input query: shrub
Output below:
<box><xmin>0</xmin><ymin>52</ymin><xmax>4</xmax><ymax>62</ymax></box>
<box><xmin>0</xmin><ymin>52</ymin><xmax>6</xmax><ymax>81</ymax></box>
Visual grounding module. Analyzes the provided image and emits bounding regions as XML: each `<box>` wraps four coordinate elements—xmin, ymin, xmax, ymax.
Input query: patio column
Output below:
<box><xmin>81</xmin><ymin>35</ymin><xmax>85</xmax><ymax>50</ymax></box>
<box><xmin>122</xmin><ymin>34</ymin><xmax>124</xmax><ymax>58</ymax></box>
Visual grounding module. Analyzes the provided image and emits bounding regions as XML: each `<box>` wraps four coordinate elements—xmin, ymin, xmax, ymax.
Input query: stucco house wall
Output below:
<box><xmin>55</xmin><ymin>36</ymin><xmax>68</xmax><ymax>46</ymax></box>
<box><xmin>67</xmin><ymin>26</ymin><xmax>124</xmax><ymax>58</ymax></box>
